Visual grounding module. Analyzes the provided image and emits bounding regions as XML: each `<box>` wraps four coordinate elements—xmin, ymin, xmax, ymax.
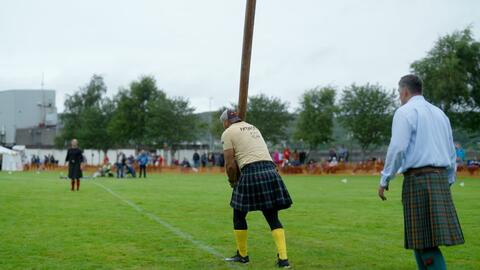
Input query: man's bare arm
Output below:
<box><xmin>224</xmin><ymin>148</ymin><xmax>239</xmax><ymax>187</ymax></box>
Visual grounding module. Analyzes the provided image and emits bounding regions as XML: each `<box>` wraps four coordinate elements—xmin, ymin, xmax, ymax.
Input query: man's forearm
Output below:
<box><xmin>226</xmin><ymin>164</ymin><xmax>237</xmax><ymax>184</ymax></box>
<box><xmin>379</xmin><ymin>147</ymin><xmax>405</xmax><ymax>187</ymax></box>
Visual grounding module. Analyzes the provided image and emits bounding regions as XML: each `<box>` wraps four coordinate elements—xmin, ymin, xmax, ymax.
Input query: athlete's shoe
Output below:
<box><xmin>225</xmin><ymin>251</ymin><xmax>249</xmax><ymax>264</ymax></box>
<box><xmin>276</xmin><ymin>255</ymin><xmax>291</xmax><ymax>268</ymax></box>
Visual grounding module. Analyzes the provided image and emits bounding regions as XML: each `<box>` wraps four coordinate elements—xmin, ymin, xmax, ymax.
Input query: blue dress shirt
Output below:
<box><xmin>380</xmin><ymin>96</ymin><xmax>457</xmax><ymax>187</ymax></box>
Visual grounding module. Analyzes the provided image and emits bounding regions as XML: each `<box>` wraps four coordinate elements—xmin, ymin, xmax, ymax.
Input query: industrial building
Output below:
<box><xmin>0</xmin><ymin>89</ymin><xmax>58</xmax><ymax>147</ymax></box>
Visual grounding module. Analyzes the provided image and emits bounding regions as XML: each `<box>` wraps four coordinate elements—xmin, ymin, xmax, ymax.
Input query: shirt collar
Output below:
<box><xmin>407</xmin><ymin>95</ymin><xmax>425</xmax><ymax>103</ymax></box>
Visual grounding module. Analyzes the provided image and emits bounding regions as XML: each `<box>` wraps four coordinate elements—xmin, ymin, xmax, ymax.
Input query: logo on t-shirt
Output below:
<box><xmin>239</xmin><ymin>126</ymin><xmax>257</xmax><ymax>132</ymax></box>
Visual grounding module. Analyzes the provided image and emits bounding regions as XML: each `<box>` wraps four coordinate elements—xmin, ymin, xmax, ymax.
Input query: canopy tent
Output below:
<box><xmin>0</xmin><ymin>146</ymin><xmax>16</xmax><ymax>155</ymax></box>
<box><xmin>1</xmin><ymin>146</ymin><xmax>23</xmax><ymax>171</ymax></box>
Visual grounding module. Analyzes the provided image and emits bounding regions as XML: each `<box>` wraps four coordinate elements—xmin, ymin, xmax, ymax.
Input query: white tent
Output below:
<box><xmin>12</xmin><ymin>145</ymin><xmax>28</xmax><ymax>165</ymax></box>
<box><xmin>1</xmin><ymin>146</ymin><xmax>23</xmax><ymax>171</ymax></box>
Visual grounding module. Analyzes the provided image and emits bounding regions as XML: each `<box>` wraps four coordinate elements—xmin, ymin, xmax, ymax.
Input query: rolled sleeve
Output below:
<box><xmin>221</xmin><ymin>131</ymin><xmax>233</xmax><ymax>150</ymax></box>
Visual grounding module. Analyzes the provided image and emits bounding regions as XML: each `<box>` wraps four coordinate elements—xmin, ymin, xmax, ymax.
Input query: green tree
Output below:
<box><xmin>247</xmin><ymin>94</ymin><xmax>293</xmax><ymax>145</ymax></box>
<box><xmin>146</xmin><ymin>96</ymin><xmax>199</xmax><ymax>151</ymax></box>
<box><xmin>108</xmin><ymin>76</ymin><xmax>164</xmax><ymax>148</ymax></box>
<box><xmin>108</xmin><ymin>75</ymin><xmax>199</xmax><ymax>150</ymax></box>
<box><xmin>411</xmin><ymin>27</ymin><xmax>480</xmax><ymax>131</ymax></box>
<box><xmin>56</xmin><ymin>74</ymin><xmax>114</xmax><ymax>153</ymax></box>
<box><xmin>294</xmin><ymin>87</ymin><xmax>336</xmax><ymax>150</ymax></box>
<box><xmin>338</xmin><ymin>84</ymin><xmax>396</xmax><ymax>157</ymax></box>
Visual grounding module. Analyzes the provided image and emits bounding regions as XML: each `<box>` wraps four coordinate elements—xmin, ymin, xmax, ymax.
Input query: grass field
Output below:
<box><xmin>0</xmin><ymin>171</ymin><xmax>479</xmax><ymax>270</ymax></box>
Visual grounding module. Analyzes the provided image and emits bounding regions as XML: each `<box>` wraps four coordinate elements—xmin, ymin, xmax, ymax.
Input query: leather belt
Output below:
<box><xmin>404</xmin><ymin>166</ymin><xmax>446</xmax><ymax>177</ymax></box>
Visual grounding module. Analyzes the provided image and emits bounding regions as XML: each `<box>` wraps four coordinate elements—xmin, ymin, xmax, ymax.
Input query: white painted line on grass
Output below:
<box><xmin>93</xmin><ymin>181</ymin><xmax>242</xmax><ymax>269</ymax></box>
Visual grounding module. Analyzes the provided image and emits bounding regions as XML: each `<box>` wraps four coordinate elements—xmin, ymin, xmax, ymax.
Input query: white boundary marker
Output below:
<box><xmin>93</xmin><ymin>181</ymin><xmax>242</xmax><ymax>269</ymax></box>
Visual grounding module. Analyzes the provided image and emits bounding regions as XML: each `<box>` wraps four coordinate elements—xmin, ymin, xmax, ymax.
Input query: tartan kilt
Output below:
<box><xmin>231</xmin><ymin>161</ymin><xmax>292</xmax><ymax>212</ymax></box>
<box><xmin>402</xmin><ymin>170</ymin><xmax>464</xmax><ymax>249</ymax></box>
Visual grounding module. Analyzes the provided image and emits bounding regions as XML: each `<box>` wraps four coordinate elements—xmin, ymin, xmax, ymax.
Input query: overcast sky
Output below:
<box><xmin>1</xmin><ymin>0</ymin><xmax>479</xmax><ymax>113</ymax></box>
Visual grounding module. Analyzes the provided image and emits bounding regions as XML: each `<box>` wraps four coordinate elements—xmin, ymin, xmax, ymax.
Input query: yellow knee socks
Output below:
<box><xmin>234</xmin><ymin>230</ymin><xmax>248</xmax><ymax>257</ymax></box>
<box><xmin>272</xmin><ymin>228</ymin><xmax>288</xmax><ymax>260</ymax></box>
<box><xmin>234</xmin><ymin>229</ymin><xmax>287</xmax><ymax>259</ymax></box>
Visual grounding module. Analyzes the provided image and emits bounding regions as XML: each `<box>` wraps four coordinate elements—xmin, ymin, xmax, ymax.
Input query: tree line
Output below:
<box><xmin>57</xmin><ymin>27</ymin><xmax>480</xmax><ymax>154</ymax></box>
<box><xmin>55</xmin><ymin>75</ymin><xmax>199</xmax><ymax>153</ymax></box>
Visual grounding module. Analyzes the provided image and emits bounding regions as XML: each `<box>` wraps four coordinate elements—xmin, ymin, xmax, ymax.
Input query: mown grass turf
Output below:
<box><xmin>0</xmin><ymin>171</ymin><xmax>478</xmax><ymax>269</ymax></box>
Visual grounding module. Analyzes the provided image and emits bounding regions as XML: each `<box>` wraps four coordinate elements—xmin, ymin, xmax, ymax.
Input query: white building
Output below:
<box><xmin>0</xmin><ymin>89</ymin><xmax>58</xmax><ymax>146</ymax></box>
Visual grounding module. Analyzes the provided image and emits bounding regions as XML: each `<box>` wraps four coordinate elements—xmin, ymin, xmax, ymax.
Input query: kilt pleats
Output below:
<box><xmin>402</xmin><ymin>170</ymin><xmax>464</xmax><ymax>249</ymax></box>
<box><xmin>231</xmin><ymin>161</ymin><xmax>292</xmax><ymax>212</ymax></box>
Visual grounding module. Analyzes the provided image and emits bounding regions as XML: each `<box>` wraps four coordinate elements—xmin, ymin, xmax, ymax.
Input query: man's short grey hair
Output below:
<box><xmin>399</xmin><ymin>74</ymin><xmax>423</xmax><ymax>94</ymax></box>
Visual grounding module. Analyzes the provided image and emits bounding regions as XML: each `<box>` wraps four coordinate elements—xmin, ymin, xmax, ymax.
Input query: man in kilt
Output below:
<box><xmin>220</xmin><ymin>109</ymin><xmax>292</xmax><ymax>268</ymax></box>
<box><xmin>378</xmin><ymin>75</ymin><xmax>464</xmax><ymax>270</ymax></box>
<box><xmin>65</xmin><ymin>139</ymin><xmax>84</xmax><ymax>191</ymax></box>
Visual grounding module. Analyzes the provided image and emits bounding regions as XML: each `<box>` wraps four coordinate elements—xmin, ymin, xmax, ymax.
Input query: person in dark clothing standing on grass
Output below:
<box><xmin>116</xmin><ymin>152</ymin><xmax>126</xmax><ymax>178</ymax></box>
<box><xmin>137</xmin><ymin>150</ymin><xmax>149</xmax><ymax>178</ymax></box>
<box><xmin>201</xmin><ymin>152</ymin><xmax>207</xmax><ymax>168</ymax></box>
<box><xmin>192</xmin><ymin>150</ymin><xmax>200</xmax><ymax>169</ymax></box>
<box><xmin>220</xmin><ymin>109</ymin><xmax>292</xmax><ymax>268</ymax></box>
<box><xmin>378</xmin><ymin>75</ymin><xmax>464</xmax><ymax>270</ymax></box>
<box><xmin>65</xmin><ymin>139</ymin><xmax>84</xmax><ymax>191</ymax></box>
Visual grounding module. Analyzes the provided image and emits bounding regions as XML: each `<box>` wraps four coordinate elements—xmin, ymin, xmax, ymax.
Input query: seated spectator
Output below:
<box><xmin>338</xmin><ymin>145</ymin><xmax>349</xmax><ymax>162</ymax></box>
<box><xmin>94</xmin><ymin>163</ymin><xmax>114</xmax><ymax>177</ymax></box>
<box><xmin>102</xmin><ymin>163</ymin><xmax>113</xmax><ymax>177</ymax></box>
<box><xmin>172</xmin><ymin>159</ymin><xmax>179</xmax><ymax>166</ymax></box>
<box><xmin>306</xmin><ymin>159</ymin><xmax>320</xmax><ymax>174</ymax></box>
<box><xmin>321</xmin><ymin>157</ymin><xmax>338</xmax><ymax>174</ymax></box>
<box><xmin>329</xmin><ymin>157</ymin><xmax>338</xmax><ymax>167</ymax></box>
<box><xmin>125</xmin><ymin>155</ymin><xmax>136</xmax><ymax>177</ymax></box>
<box><xmin>181</xmin><ymin>158</ymin><xmax>191</xmax><ymax>168</ymax></box>
<box><xmin>328</xmin><ymin>147</ymin><xmax>337</xmax><ymax>162</ymax></box>
<box><xmin>125</xmin><ymin>164</ymin><xmax>136</xmax><ymax>177</ymax></box>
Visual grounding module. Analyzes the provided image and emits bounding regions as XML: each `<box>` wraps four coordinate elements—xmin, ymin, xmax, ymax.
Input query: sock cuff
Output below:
<box><xmin>272</xmin><ymin>228</ymin><xmax>285</xmax><ymax>234</ymax></box>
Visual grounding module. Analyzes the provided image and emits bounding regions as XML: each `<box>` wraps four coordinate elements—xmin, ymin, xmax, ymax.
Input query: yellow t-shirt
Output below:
<box><xmin>221</xmin><ymin>121</ymin><xmax>273</xmax><ymax>169</ymax></box>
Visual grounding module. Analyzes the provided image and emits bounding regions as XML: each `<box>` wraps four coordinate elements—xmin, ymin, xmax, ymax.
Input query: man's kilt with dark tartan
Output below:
<box><xmin>231</xmin><ymin>161</ymin><xmax>292</xmax><ymax>212</ymax></box>
<box><xmin>402</xmin><ymin>169</ymin><xmax>464</xmax><ymax>249</ymax></box>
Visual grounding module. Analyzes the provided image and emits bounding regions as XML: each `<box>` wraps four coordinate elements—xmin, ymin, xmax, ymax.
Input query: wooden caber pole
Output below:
<box><xmin>237</xmin><ymin>0</ymin><xmax>257</xmax><ymax>121</ymax></box>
